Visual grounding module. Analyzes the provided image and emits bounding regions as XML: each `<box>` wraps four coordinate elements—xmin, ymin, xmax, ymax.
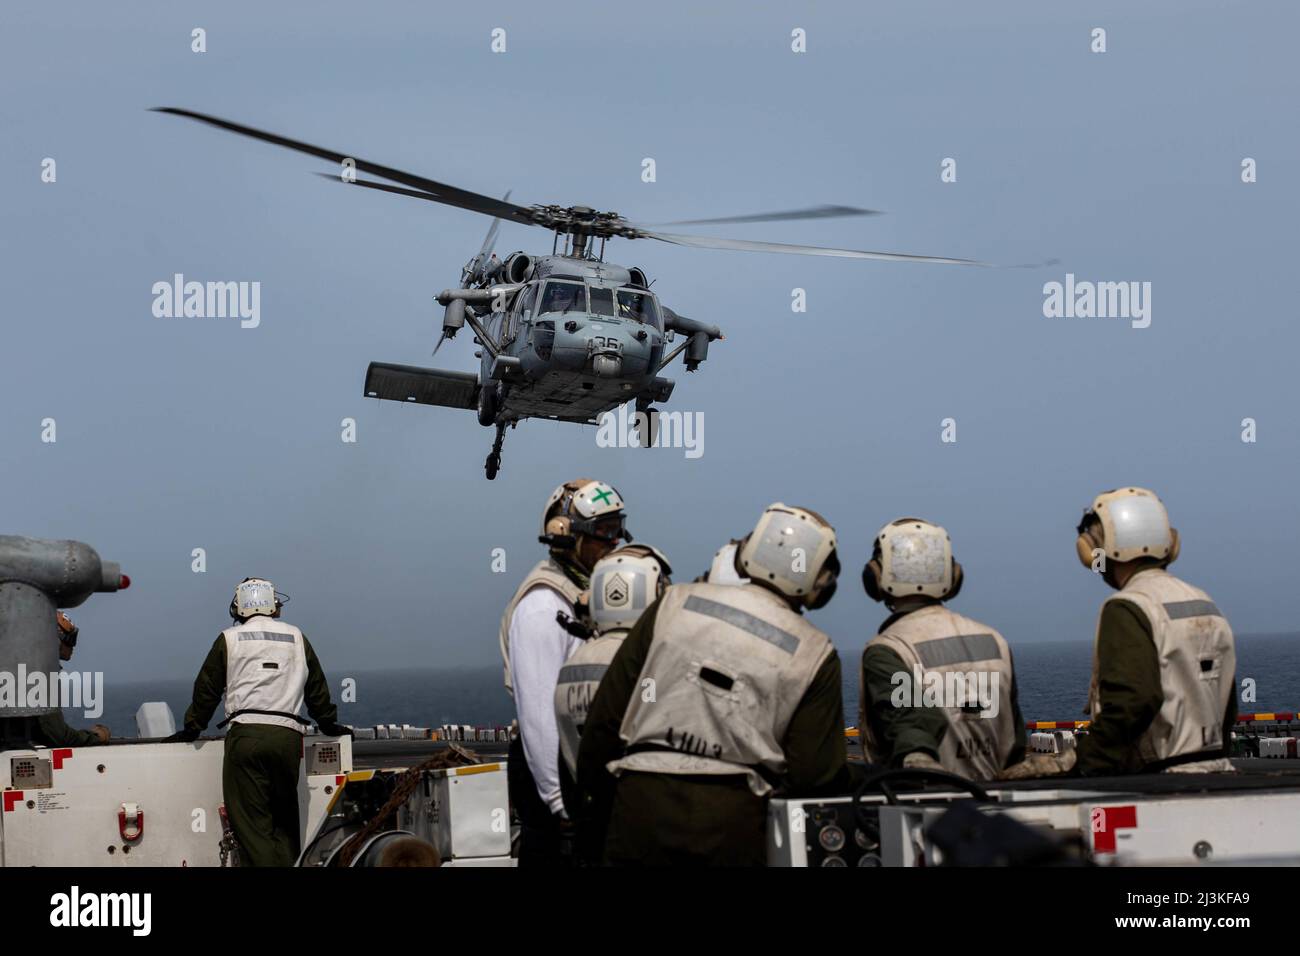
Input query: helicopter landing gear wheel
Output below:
<box><xmin>485</xmin><ymin>421</ymin><xmax>507</xmax><ymax>480</ymax></box>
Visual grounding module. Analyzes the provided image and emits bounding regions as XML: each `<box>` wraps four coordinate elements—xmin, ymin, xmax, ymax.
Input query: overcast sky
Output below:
<box><xmin>2</xmin><ymin>0</ymin><xmax>1296</xmax><ymax>686</ymax></box>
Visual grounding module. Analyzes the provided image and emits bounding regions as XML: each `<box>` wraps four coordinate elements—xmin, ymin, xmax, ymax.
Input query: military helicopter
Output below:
<box><xmin>155</xmin><ymin>108</ymin><xmax>986</xmax><ymax>479</ymax></box>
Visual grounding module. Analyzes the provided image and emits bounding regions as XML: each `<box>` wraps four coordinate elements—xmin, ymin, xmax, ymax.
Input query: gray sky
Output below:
<box><xmin>3</xmin><ymin>0</ymin><xmax>1297</xmax><ymax>685</ymax></box>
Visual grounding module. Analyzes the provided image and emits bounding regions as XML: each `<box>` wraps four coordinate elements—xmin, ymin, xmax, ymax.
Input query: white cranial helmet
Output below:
<box><xmin>705</xmin><ymin>540</ymin><xmax>749</xmax><ymax>586</ymax></box>
<box><xmin>736</xmin><ymin>503</ymin><xmax>839</xmax><ymax>609</ymax></box>
<box><xmin>864</xmin><ymin>518</ymin><xmax>961</xmax><ymax>602</ymax></box>
<box><xmin>589</xmin><ymin>544</ymin><xmax>673</xmax><ymax>633</ymax></box>
<box><xmin>1076</xmin><ymin>487</ymin><xmax>1179</xmax><ymax>567</ymax></box>
<box><xmin>539</xmin><ymin>478</ymin><xmax>630</xmax><ymax>548</ymax></box>
<box><xmin>231</xmin><ymin>578</ymin><xmax>278</xmax><ymax>619</ymax></box>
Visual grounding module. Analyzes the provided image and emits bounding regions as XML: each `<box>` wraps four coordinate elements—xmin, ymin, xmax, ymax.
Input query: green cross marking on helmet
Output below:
<box><xmin>592</xmin><ymin>487</ymin><xmax>615</xmax><ymax>506</ymax></box>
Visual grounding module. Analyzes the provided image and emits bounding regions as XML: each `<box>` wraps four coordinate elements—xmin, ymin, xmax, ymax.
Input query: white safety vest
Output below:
<box><xmin>1088</xmin><ymin>568</ymin><xmax>1235</xmax><ymax>768</ymax></box>
<box><xmin>864</xmin><ymin>604</ymin><xmax>1017</xmax><ymax>780</ymax></box>
<box><xmin>222</xmin><ymin>617</ymin><xmax>311</xmax><ymax>732</ymax></box>
<box><xmin>554</xmin><ymin>630</ymin><xmax>627</xmax><ymax>777</ymax></box>
<box><xmin>608</xmin><ymin>582</ymin><xmax>833</xmax><ymax>797</ymax></box>
<box><xmin>499</xmin><ymin>558</ymin><xmax>586</xmax><ymax>696</ymax></box>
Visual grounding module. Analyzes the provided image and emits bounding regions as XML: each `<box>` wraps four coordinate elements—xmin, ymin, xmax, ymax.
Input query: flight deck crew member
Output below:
<box><xmin>1073</xmin><ymin>488</ymin><xmax>1236</xmax><ymax>775</ymax></box>
<box><xmin>553</xmin><ymin>543</ymin><xmax>672</xmax><ymax>859</ymax></box>
<box><xmin>578</xmin><ymin>503</ymin><xmax>849</xmax><ymax>866</ymax></box>
<box><xmin>694</xmin><ymin>537</ymin><xmax>748</xmax><ymax>585</ymax></box>
<box><xmin>168</xmin><ymin>578</ymin><xmax>348</xmax><ymax>867</ymax></box>
<box><xmin>501</xmin><ymin>479</ymin><xmax>630</xmax><ymax>866</ymax></box>
<box><xmin>32</xmin><ymin>611</ymin><xmax>111</xmax><ymax>747</ymax></box>
<box><xmin>859</xmin><ymin>518</ymin><xmax>1025</xmax><ymax>778</ymax></box>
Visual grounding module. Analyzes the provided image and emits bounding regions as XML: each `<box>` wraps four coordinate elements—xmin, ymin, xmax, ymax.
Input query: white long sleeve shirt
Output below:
<box><xmin>507</xmin><ymin>586</ymin><xmax>584</xmax><ymax>816</ymax></box>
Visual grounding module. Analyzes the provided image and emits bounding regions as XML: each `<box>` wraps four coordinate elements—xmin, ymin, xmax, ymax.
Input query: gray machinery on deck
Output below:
<box><xmin>0</xmin><ymin>535</ymin><xmax>129</xmax><ymax>745</ymax></box>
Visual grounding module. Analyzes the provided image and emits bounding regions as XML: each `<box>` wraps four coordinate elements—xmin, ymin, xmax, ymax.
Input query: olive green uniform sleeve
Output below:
<box><xmin>780</xmin><ymin>650</ymin><xmax>849</xmax><ymax>795</ymax></box>
<box><xmin>1005</xmin><ymin>651</ymin><xmax>1028</xmax><ymax>768</ymax></box>
<box><xmin>182</xmin><ymin>634</ymin><xmax>228</xmax><ymax>734</ymax></box>
<box><xmin>302</xmin><ymin>634</ymin><xmax>338</xmax><ymax>726</ymax></box>
<box><xmin>35</xmin><ymin>710</ymin><xmax>103</xmax><ymax>747</ymax></box>
<box><xmin>861</xmin><ymin>644</ymin><xmax>948</xmax><ymax>766</ymax></box>
<box><xmin>1221</xmin><ymin>672</ymin><xmax>1238</xmax><ymax>757</ymax></box>
<box><xmin>1074</xmin><ymin>599</ymin><xmax>1162</xmax><ymax>775</ymax></box>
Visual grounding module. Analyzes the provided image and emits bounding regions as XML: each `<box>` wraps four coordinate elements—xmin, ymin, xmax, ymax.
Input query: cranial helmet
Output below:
<box><xmin>230</xmin><ymin>578</ymin><xmax>281</xmax><ymax>620</ymax></box>
<box><xmin>589</xmin><ymin>544</ymin><xmax>673</xmax><ymax>633</ymax></box>
<box><xmin>539</xmin><ymin>479</ymin><xmax>631</xmax><ymax>550</ymax></box>
<box><xmin>862</xmin><ymin>518</ymin><xmax>963</xmax><ymax>603</ymax></box>
<box><xmin>736</xmin><ymin>503</ymin><xmax>839</xmax><ymax>609</ymax></box>
<box><xmin>705</xmin><ymin>540</ymin><xmax>749</xmax><ymax>586</ymax></box>
<box><xmin>1075</xmin><ymin>487</ymin><xmax>1179</xmax><ymax>568</ymax></box>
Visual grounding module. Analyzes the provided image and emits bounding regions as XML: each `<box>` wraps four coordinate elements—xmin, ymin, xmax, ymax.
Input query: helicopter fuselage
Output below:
<box><xmin>475</xmin><ymin>254</ymin><xmax>676</xmax><ymax>425</ymax></box>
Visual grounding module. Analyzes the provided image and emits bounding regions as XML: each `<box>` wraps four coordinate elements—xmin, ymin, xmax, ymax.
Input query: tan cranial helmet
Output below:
<box><xmin>1075</xmin><ymin>487</ymin><xmax>1179</xmax><ymax>567</ymax></box>
<box><xmin>588</xmin><ymin>544</ymin><xmax>673</xmax><ymax>633</ymax></box>
<box><xmin>737</xmin><ymin>503</ymin><xmax>839</xmax><ymax>609</ymax></box>
<box><xmin>539</xmin><ymin>478</ymin><xmax>630</xmax><ymax>549</ymax></box>
<box><xmin>862</xmin><ymin>518</ymin><xmax>962</xmax><ymax>603</ymax></box>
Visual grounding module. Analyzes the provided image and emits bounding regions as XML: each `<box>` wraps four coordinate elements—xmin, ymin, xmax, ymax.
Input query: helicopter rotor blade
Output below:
<box><xmin>645</xmin><ymin>204</ymin><xmax>881</xmax><ymax>227</ymax></box>
<box><xmin>479</xmin><ymin>190</ymin><xmax>511</xmax><ymax>258</ymax></box>
<box><xmin>153</xmin><ymin>107</ymin><xmax>537</xmax><ymax>226</ymax></box>
<box><xmin>640</xmin><ymin>230</ymin><xmax>987</xmax><ymax>266</ymax></box>
<box><xmin>314</xmin><ymin>173</ymin><xmax>445</xmax><ymax>203</ymax></box>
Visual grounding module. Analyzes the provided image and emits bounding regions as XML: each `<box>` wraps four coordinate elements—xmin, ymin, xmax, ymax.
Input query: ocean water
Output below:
<box><xmin>67</xmin><ymin>633</ymin><xmax>1300</xmax><ymax>738</ymax></box>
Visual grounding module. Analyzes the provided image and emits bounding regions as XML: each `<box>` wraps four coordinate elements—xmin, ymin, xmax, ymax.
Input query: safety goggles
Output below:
<box><xmin>573</xmin><ymin>512</ymin><xmax>631</xmax><ymax>543</ymax></box>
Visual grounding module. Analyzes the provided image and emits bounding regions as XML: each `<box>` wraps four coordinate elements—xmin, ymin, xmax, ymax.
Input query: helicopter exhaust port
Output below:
<box><xmin>502</xmin><ymin>252</ymin><xmax>532</xmax><ymax>284</ymax></box>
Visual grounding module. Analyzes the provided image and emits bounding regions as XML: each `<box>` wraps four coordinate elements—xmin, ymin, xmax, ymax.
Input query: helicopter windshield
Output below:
<box><xmin>588</xmin><ymin>287</ymin><xmax>615</xmax><ymax>318</ymax></box>
<box><xmin>616</xmin><ymin>289</ymin><xmax>661</xmax><ymax>328</ymax></box>
<box><xmin>538</xmin><ymin>280</ymin><xmax>587</xmax><ymax>315</ymax></box>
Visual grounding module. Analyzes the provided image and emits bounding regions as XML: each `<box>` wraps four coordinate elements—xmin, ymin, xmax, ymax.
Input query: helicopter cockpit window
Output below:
<box><xmin>616</xmin><ymin>289</ymin><xmax>661</xmax><ymax>329</ymax></box>
<box><xmin>588</xmin><ymin>287</ymin><xmax>615</xmax><ymax>318</ymax></box>
<box><xmin>538</xmin><ymin>280</ymin><xmax>587</xmax><ymax>315</ymax></box>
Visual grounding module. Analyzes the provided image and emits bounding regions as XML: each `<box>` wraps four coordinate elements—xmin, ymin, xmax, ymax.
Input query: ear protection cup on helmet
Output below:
<box><xmin>806</xmin><ymin>549</ymin><xmax>840</xmax><ymax>610</ymax></box>
<box><xmin>947</xmin><ymin>561</ymin><xmax>964</xmax><ymax>601</ymax></box>
<box><xmin>1076</xmin><ymin>522</ymin><xmax>1104</xmax><ymax>569</ymax></box>
<box><xmin>862</xmin><ymin>557</ymin><xmax>885</xmax><ymax>603</ymax></box>
<box><xmin>1166</xmin><ymin>527</ymin><xmax>1180</xmax><ymax>565</ymax></box>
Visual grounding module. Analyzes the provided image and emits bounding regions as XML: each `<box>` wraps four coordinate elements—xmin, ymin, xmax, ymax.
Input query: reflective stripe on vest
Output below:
<box><xmin>1089</xmin><ymin>568</ymin><xmax>1235</xmax><ymax>766</ymax></box>
<box><xmin>222</xmin><ymin>618</ymin><xmax>309</xmax><ymax>732</ymax></box>
<box><xmin>554</xmin><ymin>634</ymin><xmax>625</xmax><ymax>777</ymax></box>
<box><xmin>608</xmin><ymin>581</ymin><xmax>832</xmax><ymax>797</ymax></box>
<box><xmin>499</xmin><ymin>558</ymin><xmax>585</xmax><ymax>696</ymax></box>
<box><xmin>865</xmin><ymin>604</ymin><xmax>1017</xmax><ymax>780</ymax></box>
